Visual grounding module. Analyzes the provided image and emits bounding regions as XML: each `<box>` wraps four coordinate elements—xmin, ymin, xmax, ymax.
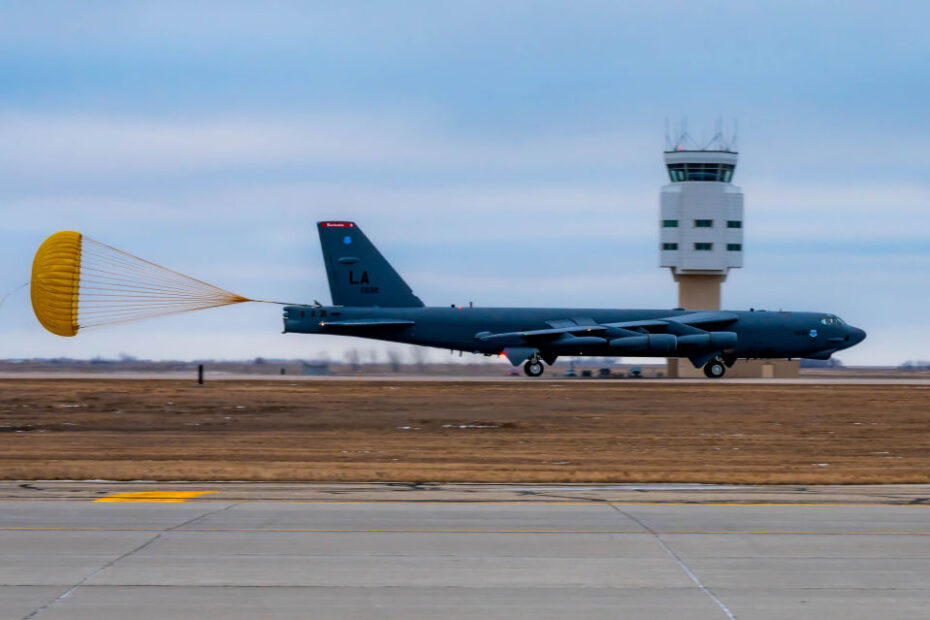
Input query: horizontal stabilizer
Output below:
<box><xmin>320</xmin><ymin>319</ymin><xmax>415</xmax><ymax>328</ymax></box>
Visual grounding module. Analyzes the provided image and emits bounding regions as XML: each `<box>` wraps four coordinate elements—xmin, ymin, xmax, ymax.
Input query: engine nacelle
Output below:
<box><xmin>610</xmin><ymin>333</ymin><xmax>677</xmax><ymax>354</ymax></box>
<box><xmin>677</xmin><ymin>333</ymin><xmax>710</xmax><ymax>347</ymax></box>
<box><xmin>645</xmin><ymin>333</ymin><xmax>677</xmax><ymax>353</ymax></box>
<box><xmin>607</xmin><ymin>331</ymin><xmax>737</xmax><ymax>355</ymax></box>
<box><xmin>709</xmin><ymin>331</ymin><xmax>738</xmax><ymax>349</ymax></box>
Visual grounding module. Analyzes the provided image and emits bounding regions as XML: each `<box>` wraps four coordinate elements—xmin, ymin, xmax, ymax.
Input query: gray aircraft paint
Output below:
<box><xmin>287</xmin><ymin>222</ymin><xmax>866</xmax><ymax>374</ymax></box>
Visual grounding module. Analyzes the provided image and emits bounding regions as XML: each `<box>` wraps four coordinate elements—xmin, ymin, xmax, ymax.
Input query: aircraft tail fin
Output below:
<box><xmin>317</xmin><ymin>222</ymin><xmax>424</xmax><ymax>308</ymax></box>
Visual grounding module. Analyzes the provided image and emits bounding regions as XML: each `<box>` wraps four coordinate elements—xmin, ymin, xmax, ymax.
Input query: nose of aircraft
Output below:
<box><xmin>847</xmin><ymin>326</ymin><xmax>867</xmax><ymax>346</ymax></box>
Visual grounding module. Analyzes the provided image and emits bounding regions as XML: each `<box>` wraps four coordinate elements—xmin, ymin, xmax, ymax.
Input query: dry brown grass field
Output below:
<box><xmin>1</xmin><ymin>379</ymin><xmax>928</xmax><ymax>483</ymax></box>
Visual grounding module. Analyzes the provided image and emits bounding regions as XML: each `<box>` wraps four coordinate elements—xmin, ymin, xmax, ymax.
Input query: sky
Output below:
<box><xmin>1</xmin><ymin>1</ymin><xmax>928</xmax><ymax>365</ymax></box>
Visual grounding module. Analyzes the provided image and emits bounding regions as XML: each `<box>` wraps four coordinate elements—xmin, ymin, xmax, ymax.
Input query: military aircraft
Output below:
<box><xmin>282</xmin><ymin>222</ymin><xmax>866</xmax><ymax>378</ymax></box>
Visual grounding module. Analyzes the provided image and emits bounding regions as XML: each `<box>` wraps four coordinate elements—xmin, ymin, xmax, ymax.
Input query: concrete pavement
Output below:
<box><xmin>2</xmin><ymin>483</ymin><xmax>929</xmax><ymax>619</ymax></box>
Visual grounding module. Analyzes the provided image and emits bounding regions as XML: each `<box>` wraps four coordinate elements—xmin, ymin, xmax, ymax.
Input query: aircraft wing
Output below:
<box><xmin>605</xmin><ymin>311</ymin><xmax>739</xmax><ymax>330</ymax></box>
<box><xmin>478</xmin><ymin>311</ymin><xmax>738</xmax><ymax>343</ymax></box>
<box><xmin>667</xmin><ymin>311</ymin><xmax>739</xmax><ymax>325</ymax></box>
<box><xmin>476</xmin><ymin>325</ymin><xmax>608</xmax><ymax>342</ymax></box>
<box><xmin>601</xmin><ymin>319</ymin><xmax>668</xmax><ymax>329</ymax></box>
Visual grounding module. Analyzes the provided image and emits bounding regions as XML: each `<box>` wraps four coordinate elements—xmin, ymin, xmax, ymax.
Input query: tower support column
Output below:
<box><xmin>667</xmin><ymin>273</ymin><xmax>725</xmax><ymax>378</ymax></box>
<box><xmin>675</xmin><ymin>274</ymin><xmax>724</xmax><ymax>310</ymax></box>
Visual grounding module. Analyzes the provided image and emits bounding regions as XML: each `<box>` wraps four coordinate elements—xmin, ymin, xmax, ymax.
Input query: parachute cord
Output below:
<box><xmin>0</xmin><ymin>281</ymin><xmax>29</xmax><ymax>311</ymax></box>
<box><xmin>246</xmin><ymin>299</ymin><xmax>299</xmax><ymax>305</ymax></box>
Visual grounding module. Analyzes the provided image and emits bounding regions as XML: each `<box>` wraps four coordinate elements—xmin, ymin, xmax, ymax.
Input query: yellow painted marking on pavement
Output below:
<box><xmin>0</xmin><ymin>497</ymin><xmax>926</xmax><ymax>507</ymax></box>
<box><xmin>281</xmin><ymin>501</ymin><xmax>929</xmax><ymax>507</ymax></box>
<box><xmin>172</xmin><ymin>529</ymin><xmax>930</xmax><ymax>535</ymax></box>
<box><xmin>3</xmin><ymin>527</ymin><xmax>930</xmax><ymax>535</ymax></box>
<box><xmin>175</xmin><ymin>529</ymin><xmax>930</xmax><ymax>535</ymax></box>
<box><xmin>1</xmin><ymin>498</ymin><xmax>926</xmax><ymax>508</ymax></box>
<box><xmin>2</xmin><ymin>527</ymin><xmax>166</xmax><ymax>531</ymax></box>
<box><xmin>94</xmin><ymin>491</ymin><xmax>217</xmax><ymax>503</ymax></box>
<box><xmin>612</xmin><ymin>502</ymin><xmax>930</xmax><ymax>507</ymax></box>
<box><xmin>283</xmin><ymin>500</ymin><xmax>598</xmax><ymax>505</ymax></box>
<box><xmin>132</xmin><ymin>499</ymin><xmax>926</xmax><ymax>507</ymax></box>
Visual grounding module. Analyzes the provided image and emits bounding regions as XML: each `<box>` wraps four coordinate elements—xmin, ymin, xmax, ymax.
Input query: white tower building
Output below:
<box><xmin>660</xmin><ymin>132</ymin><xmax>743</xmax><ymax>310</ymax></box>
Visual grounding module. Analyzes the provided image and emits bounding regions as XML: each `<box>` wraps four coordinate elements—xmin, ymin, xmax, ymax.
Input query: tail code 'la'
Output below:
<box><xmin>317</xmin><ymin>222</ymin><xmax>424</xmax><ymax>308</ymax></box>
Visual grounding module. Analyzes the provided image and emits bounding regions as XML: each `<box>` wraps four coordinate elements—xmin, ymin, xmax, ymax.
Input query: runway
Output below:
<box><xmin>2</xmin><ymin>483</ymin><xmax>930</xmax><ymax>619</ymax></box>
<box><xmin>1</xmin><ymin>371</ymin><xmax>929</xmax><ymax>385</ymax></box>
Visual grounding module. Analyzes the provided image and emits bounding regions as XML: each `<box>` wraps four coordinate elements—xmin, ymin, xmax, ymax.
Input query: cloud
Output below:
<box><xmin>748</xmin><ymin>183</ymin><xmax>930</xmax><ymax>243</ymax></box>
<box><xmin>0</xmin><ymin>112</ymin><xmax>650</xmax><ymax>185</ymax></box>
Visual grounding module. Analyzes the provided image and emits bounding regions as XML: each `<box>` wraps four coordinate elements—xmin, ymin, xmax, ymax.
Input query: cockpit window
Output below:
<box><xmin>820</xmin><ymin>315</ymin><xmax>845</xmax><ymax>326</ymax></box>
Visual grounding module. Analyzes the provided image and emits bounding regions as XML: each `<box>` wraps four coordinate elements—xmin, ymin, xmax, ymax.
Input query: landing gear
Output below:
<box><xmin>523</xmin><ymin>357</ymin><xmax>544</xmax><ymax>377</ymax></box>
<box><xmin>703</xmin><ymin>357</ymin><xmax>726</xmax><ymax>379</ymax></box>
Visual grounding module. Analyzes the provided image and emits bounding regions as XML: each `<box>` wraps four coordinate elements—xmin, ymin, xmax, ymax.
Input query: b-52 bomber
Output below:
<box><xmin>283</xmin><ymin>222</ymin><xmax>866</xmax><ymax>378</ymax></box>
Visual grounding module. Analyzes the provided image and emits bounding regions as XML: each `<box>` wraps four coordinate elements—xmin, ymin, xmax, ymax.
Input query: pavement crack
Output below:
<box><xmin>20</xmin><ymin>502</ymin><xmax>239</xmax><ymax>620</ymax></box>
<box><xmin>513</xmin><ymin>489</ymin><xmax>609</xmax><ymax>503</ymax></box>
<box><xmin>609</xmin><ymin>504</ymin><xmax>737</xmax><ymax>620</ymax></box>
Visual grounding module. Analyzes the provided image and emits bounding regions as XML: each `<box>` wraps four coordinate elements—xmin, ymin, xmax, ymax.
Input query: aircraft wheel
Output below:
<box><xmin>523</xmin><ymin>360</ymin><xmax>544</xmax><ymax>377</ymax></box>
<box><xmin>703</xmin><ymin>359</ymin><xmax>726</xmax><ymax>378</ymax></box>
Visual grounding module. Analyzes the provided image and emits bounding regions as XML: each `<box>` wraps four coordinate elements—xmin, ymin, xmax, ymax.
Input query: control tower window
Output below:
<box><xmin>694</xmin><ymin>242</ymin><xmax>713</xmax><ymax>251</ymax></box>
<box><xmin>667</xmin><ymin>163</ymin><xmax>686</xmax><ymax>182</ymax></box>
<box><xmin>727</xmin><ymin>220</ymin><xmax>742</xmax><ymax>228</ymax></box>
<box><xmin>662</xmin><ymin>219</ymin><xmax>679</xmax><ymax>228</ymax></box>
<box><xmin>667</xmin><ymin>162</ymin><xmax>736</xmax><ymax>182</ymax></box>
<box><xmin>721</xmin><ymin>164</ymin><xmax>734</xmax><ymax>182</ymax></box>
<box><xmin>695</xmin><ymin>219</ymin><xmax>713</xmax><ymax>228</ymax></box>
<box><xmin>691</xmin><ymin>164</ymin><xmax>717</xmax><ymax>181</ymax></box>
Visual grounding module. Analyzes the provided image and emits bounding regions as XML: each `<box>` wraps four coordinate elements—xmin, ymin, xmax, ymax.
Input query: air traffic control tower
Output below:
<box><xmin>659</xmin><ymin>135</ymin><xmax>742</xmax><ymax>310</ymax></box>
<box><xmin>660</xmin><ymin>124</ymin><xmax>798</xmax><ymax>378</ymax></box>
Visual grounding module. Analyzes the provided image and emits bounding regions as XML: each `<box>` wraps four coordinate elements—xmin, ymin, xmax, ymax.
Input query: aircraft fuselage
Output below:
<box><xmin>283</xmin><ymin>305</ymin><xmax>865</xmax><ymax>363</ymax></box>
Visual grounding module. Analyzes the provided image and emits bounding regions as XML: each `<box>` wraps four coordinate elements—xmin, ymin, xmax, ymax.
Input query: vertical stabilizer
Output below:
<box><xmin>317</xmin><ymin>222</ymin><xmax>424</xmax><ymax>307</ymax></box>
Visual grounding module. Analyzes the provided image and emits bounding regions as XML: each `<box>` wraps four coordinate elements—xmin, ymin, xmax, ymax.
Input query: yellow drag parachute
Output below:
<box><xmin>30</xmin><ymin>231</ymin><xmax>252</xmax><ymax>337</ymax></box>
<box><xmin>31</xmin><ymin>231</ymin><xmax>83</xmax><ymax>336</ymax></box>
